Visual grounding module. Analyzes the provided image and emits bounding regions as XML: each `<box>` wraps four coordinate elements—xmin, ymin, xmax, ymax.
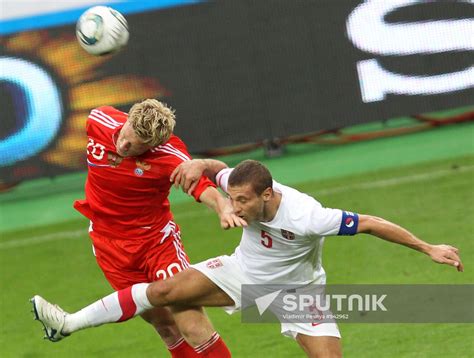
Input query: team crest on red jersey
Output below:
<box><xmin>107</xmin><ymin>152</ymin><xmax>124</xmax><ymax>167</ymax></box>
<box><xmin>281</xmin><ymin>229</ymin><xmax>295</xmax><ymax>240</ymax></box>
<box><xmin>134</xmin><ymin>160</ymin><xmax>151</xmax><ymax>176</ymax></box>
<box><xmin>136</xmin><ymin>160</ymin><xmax>151</xmax><ymax>170</ymax></box>
<box><xmin>206</xmin><ymin>258</ymin><xmax>223</xmax><ymax>269</ymax></box>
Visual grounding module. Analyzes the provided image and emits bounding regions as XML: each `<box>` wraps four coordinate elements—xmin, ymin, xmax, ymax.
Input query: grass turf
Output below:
<box><xmin>1</xmin><ymin>155</ymin><xmax>473</xmax><ymax>357</ymax></box>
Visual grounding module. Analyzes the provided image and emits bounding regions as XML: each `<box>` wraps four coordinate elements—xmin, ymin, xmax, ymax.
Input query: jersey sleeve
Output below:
<box><xmin>192</xmin><ymin>176</ymin><xmax>217</xmax><ymax>202</ymax></box>
<box><xmin>308</xmin><ymin>203</ymin><xmax>359</xmax><ymax>236</ymax></box>
<box><xmin>215</xmin><ymin>168</ymin><xmax>233</xmax><ymax>193</ymax></box>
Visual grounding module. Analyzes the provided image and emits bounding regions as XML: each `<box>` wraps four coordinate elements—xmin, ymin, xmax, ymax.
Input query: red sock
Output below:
<box><xmin>168</xmin><ymin>338</ymin><xmax>199</xmax><ymax>357</ymax></box>
<box><xmin>194</xmin><ymin>332</ymin><xmax>231</xmax><ymax>357</ymax></box>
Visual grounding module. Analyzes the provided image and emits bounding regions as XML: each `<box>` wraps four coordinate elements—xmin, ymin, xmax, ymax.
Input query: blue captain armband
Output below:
<box><xmin>337</xmin><ymin>211</ymin><xmax>359</xmax><ymax>235</ymax></box>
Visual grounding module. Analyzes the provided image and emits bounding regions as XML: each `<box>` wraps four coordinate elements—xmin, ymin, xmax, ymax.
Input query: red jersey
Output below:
<box><xmin>74</xmin><ymin>106</ymin><xmax>215</xmax><ymax>241</ymax></box>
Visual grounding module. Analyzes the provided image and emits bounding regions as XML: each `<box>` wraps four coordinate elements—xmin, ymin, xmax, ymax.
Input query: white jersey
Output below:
<box><xmin>216</xmin><ymin>168</ymin><xmax>359</xmax><ymax>285</ymax></box>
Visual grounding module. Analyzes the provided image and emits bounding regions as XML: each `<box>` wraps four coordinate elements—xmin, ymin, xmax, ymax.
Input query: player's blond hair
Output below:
<box><xmin>128</xmin><ymin>99</ymin><xmax>176</xmax><ymax>146</ymax></box>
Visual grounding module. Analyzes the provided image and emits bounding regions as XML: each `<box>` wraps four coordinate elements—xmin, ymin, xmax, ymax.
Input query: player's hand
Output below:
<box><xmin>427</xmin><ymin>244</ymin><xmax>463</xmax><ymax>272</ymax></box>
<box><xmin>170</xmin><ymin>159</ymin><xmax>205</xmax><ymax>195</ymax></box>
<box><xmin>220</xmin><ymin>212</ymin><xmax>248</xmax><ymax>230</ymax></box>
<box><xmin>218</xmin><ymin>199</ymin><xmax>247</xmax><ymax>229</ymax></box>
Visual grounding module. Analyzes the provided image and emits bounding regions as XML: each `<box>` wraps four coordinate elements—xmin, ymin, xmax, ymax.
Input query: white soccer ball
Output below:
<box><xmin>76</xmin><ymin>6</ymin><xmax>129</xmax><ymax>56</ymax></box>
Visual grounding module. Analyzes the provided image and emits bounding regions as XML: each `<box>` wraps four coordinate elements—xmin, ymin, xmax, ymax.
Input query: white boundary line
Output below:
<box><xmin>311</xmin><ymin>165</ymin><xmax>474</xmax><ymax>197</ymax></box>
<box><xmin>1</xmin><ymin>164</ymin><xmax>472</xmax><ymax>250</ymax></box>
<box><xmin>0</xmin><ymin>230</ymin><xmax>85</xmax><ymax>249</ymax></box>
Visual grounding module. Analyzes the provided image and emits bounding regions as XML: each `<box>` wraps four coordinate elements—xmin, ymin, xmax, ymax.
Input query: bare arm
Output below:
<box><xmin>198</xmin><ymin>186</ymin><xmax>247</xmax><ymax>229</ymax></box>
<box><xmin>170</xmin><ymin>159</ymin><xmax>228</xmax><ymax>194</ymax></box>
<box><xmin>357</xmin><ymin>214</ymin><xmax>463</xmax><ymax>272</ymax></box>
<box><xmin>170</xmin><ymin>159</ymin><xmax>245</xmax><ymax>229</ymax></box>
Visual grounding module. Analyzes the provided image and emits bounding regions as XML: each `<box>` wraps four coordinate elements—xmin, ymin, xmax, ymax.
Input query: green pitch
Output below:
<box><xmin>1</xmin><ymin>155</ymin><xmax>473</xmax><ymax>357</ymax></box>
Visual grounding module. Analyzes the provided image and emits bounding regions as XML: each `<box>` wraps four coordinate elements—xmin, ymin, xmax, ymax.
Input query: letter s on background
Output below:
<box><xmin>346</xmin><ymin>0</ymin><xmax>474</xmax><ymax>56</ymax></box>
<box><xmin>346</xmin><ymin>0</ymin><xmax>474</xmax><ymax>102</ymax></box>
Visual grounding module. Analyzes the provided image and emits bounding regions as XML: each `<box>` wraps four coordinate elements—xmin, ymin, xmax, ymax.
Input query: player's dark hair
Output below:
<box><xmin>228</xmin><ymin>160</ymin><xmax>272</xmax><ymax>195</ymax></box>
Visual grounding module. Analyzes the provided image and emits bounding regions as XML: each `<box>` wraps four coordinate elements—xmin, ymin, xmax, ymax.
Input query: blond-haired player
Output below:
<box><xmin>44</xmin><ymin>99</ymin><xmax>244</xmax><ymax>357</ymax></box>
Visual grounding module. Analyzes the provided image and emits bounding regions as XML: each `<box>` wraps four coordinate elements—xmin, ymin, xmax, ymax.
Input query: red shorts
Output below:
<box><xmin>89</xmin><ymin>221</ymin><xmax>190</xmax><ymax>290</ymax></box>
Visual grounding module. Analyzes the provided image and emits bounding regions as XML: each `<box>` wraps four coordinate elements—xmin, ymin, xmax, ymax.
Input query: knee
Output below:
<box><xmin>147</xmin><ymin>280</ymin><xmax>175</xmax><ymax>306</ymax></box>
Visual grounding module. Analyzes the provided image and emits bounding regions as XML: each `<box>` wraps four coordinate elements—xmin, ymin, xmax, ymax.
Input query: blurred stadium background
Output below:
<box><xmin>0</xmin><ymin>0</ymin><xmax>473</xmax><ymax>357</ymax></box>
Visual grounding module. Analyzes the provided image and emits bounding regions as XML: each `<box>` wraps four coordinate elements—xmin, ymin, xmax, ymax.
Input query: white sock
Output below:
<box><xmin>63</xmin><ymin>283</ymin><xmax>152</xmax><ymax>333</ymax></box>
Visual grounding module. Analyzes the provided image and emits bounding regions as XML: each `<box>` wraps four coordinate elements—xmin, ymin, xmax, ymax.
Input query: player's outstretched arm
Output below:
<box><xmin>357</xmin><ymin>214</ymin><xmax>464</xmax><ymax>272</ymax></box>
<box><xmin>171</xmin><ymin>159</ymin><xmax>228</xmax><ymax>194</ymax></box>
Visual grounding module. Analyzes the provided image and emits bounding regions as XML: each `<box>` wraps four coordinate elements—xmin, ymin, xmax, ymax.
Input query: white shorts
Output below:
<box><xmin>192</xmin><ymin>254</ymin><xmax>341</xmax><ymax>340</ymax></box>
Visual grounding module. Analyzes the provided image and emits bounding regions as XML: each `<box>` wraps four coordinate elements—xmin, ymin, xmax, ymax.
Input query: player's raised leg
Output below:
<box><xmin>31</xmin><ymin>267</ymin><xmax>233</xmax><ymax>340</ymax></box>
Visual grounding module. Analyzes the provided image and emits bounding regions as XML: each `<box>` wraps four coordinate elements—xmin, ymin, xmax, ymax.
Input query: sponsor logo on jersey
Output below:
<box><xmin>281</xmin><ymin>229</ymin><xmax>295</xmax><ymax>240</ymax></box>
<box><xmin>134</xmin><ymin>168</ymin><xmax>144</xmax><ymax>176</ymax></box>
<box><xmin>206</xmin><ymin>258</ymin><xmax>223</xmax><ymax>269</ymax></box>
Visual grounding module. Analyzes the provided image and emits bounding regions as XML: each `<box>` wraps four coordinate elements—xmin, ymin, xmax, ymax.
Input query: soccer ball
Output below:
<box><xmin>76</xmin><ymin>6</ymin><xmax>129</xmax><ymax>56</ymax></box>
